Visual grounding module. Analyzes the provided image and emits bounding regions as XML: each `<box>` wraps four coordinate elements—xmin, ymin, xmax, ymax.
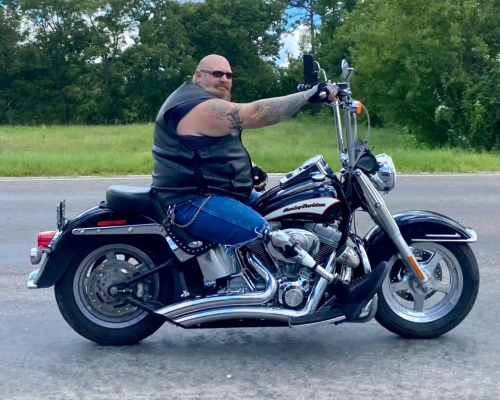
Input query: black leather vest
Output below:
<box><xmin>151</xmin><ymin>82</ymin><xmax>253</xmax><ymax>206</ymax></box>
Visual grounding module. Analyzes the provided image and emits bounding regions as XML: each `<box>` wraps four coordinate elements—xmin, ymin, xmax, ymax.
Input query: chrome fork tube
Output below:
<box><xmin>333</xmin><ymin>102</ymin><xmax>345</xmax><ymax>154</ymax></box>
<box><xmin>354</xmin><ymin>170</ymin><xmax>429</xmax><ymax>286</ymax></box>
<box><xmin>344</xmin><ymin>109</ymin><xmax>356</xmax><ymax>168</ymax></box>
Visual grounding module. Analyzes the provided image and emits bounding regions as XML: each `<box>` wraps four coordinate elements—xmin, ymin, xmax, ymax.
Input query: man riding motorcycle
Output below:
<box><xmin>151</xmin><ymin>54</ymin><xmax>389</xmax><ymax>321</ymax></box>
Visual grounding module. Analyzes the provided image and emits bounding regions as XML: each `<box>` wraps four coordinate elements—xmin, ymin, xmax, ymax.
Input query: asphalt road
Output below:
<box><xmin>1</xmin><ymin>174</ymin><xmax>499</xmax><ymax>400</ymax></box>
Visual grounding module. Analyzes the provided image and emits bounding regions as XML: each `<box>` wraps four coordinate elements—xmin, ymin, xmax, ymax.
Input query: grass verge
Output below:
<box><xmin>0</xmin><ymin>121</ymin><xmax>498</xmax><ymax>177</ymax></box>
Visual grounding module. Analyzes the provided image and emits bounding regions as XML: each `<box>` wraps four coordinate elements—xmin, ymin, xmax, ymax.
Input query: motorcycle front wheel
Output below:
<box><xmin>55</xmin><ymin>242</ymin><xmax>173</xmax><ymax>345</ymax></box>
<box><xmin>375</xmin><ymin>242</ymin><xmax>479</xmax><ymax>338</ymax></box>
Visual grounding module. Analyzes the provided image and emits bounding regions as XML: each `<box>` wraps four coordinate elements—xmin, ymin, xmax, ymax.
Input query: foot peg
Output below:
<box><xmin>310</xmin><ymin>263</ymin><xmax>337</xmax><ymax>283</ymax></box>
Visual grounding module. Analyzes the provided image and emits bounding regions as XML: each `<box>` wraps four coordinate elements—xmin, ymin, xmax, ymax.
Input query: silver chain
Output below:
<box><xmin>171</xmin><ymin>196</ymin><xmax>211</xmax><ymax>229</ymax></box>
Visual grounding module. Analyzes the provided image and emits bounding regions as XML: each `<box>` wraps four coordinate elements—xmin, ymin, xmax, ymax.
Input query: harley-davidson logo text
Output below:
<box><xmin>283</xmin><ymin>203</ymin><xmax>326</xmax><ymax>213</ymax></box>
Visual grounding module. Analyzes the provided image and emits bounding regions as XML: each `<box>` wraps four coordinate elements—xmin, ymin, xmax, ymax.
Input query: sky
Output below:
<box><xmin>278</xmin><ymin>25</ymin><xmax>305</xmax><ymax>66</ymax></box>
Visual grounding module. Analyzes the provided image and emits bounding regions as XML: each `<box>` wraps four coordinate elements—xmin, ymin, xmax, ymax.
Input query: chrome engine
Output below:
<box><xmin>248</xmin><ymin>224</ymin><xmax>342</xmax><ymax>309</ymax></box>
<box><xmin>266</xmin><ymin>229</ymin><xmax>321</xmax><ymax>262</ymax></box>
<box><xmin>278</xmin><ymin>269</ymin><xmax>311</xmax><ymax>309</ymax></box>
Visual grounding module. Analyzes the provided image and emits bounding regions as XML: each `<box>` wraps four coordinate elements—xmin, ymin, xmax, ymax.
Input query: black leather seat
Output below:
<box><xmin>106</xmin><ymin>185</ymin><xmax>218</xmax><ymax>255</ymax></box>
<box><xmin>106</xmin><ymin>185</ymin><xmax>160</xmax><ymax>221</ymax></box>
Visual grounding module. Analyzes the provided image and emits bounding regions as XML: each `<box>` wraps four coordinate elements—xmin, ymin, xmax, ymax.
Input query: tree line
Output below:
<box><xmin>1</xmin><ymin>0</ymin><xmax>499</xmax><ymax>150</ymax></box>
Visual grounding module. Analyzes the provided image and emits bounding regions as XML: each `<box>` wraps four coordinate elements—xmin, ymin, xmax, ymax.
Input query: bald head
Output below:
<box><xmin>193</xmin><ymin>54</ymin><xmax>233</xmax><ymax>100</ymax></box>
<box><xmin>196</xmin><ymin>54</ymin><xmax>231</xmax><ymax>72</ymax></box>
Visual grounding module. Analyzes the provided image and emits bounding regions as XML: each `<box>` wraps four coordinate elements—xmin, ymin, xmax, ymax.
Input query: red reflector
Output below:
<box><xmin>38</xmin><ymin>231</ymin><xmax>56</xmax><ymax>248</ymax></box>
<box><xmin>97</xmin><ymin>220</ymin><xmax>127</xmax><ymax>227</ymax></box>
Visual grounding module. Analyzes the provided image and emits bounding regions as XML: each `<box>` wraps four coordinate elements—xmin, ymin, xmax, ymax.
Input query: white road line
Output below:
<box><xmin>0</xmin><ymin>176</ymin><xmax>150</xmax><ymax>182</ymax></box>
<box><xmin>0</xmin><ymin>173</ymin><xmax>499</xmax><ymax>182</ymax></box>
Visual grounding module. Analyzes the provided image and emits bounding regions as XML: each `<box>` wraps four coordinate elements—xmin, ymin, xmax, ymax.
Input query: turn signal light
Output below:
<box><xmin>357</xmin><ymin>101</ymin><xmax>362</xmax><ymax>114</ymax></box>
<box><xmin>38</xmin><ymin>231</ymin><xmax>56</xmax><ymax>248</ymax></box>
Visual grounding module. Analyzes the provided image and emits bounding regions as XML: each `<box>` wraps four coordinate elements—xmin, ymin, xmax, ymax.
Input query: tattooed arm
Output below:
<box><xmin>250</xmin><ymin>93</ymin><xmax>309</xmax><ymax>128</ymax></box>
<box><xmin>177</xmin><ymin>93</ymin><xmax>311</xmax><ymax>138</ymax></box>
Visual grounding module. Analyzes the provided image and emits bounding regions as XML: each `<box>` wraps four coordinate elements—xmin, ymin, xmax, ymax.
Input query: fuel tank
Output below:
<box><xmin>253</xmin><ymin>176</ymin><xmax>343</xmax><ymax>223</ymax></box>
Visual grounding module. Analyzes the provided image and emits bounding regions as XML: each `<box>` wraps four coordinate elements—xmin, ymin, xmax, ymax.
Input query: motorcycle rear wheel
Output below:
<box><xmin>55</xmin><ymin>241</ymin><xmax>173</xmax><ymax>345</ymax></box>
<box><xmin>375</xmin><ymin>242</ymin><xmax>479</xmax><ymax>338</ymax></box>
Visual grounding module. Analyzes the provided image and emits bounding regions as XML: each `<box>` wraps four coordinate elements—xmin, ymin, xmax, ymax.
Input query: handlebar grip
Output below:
<box><xmin>337</xmin><ymin>89</ymin><xmax>351</xmax><ymax>101</ymax></box>
<box><xmin>336</xmin><ymin>82</ymin><xmax>350</xmax><ymax>101</ymax></box>
<box><xmin>297</xmin><ymin>84</ymin><xmax>314</xmax><ymax>92</ymax></box>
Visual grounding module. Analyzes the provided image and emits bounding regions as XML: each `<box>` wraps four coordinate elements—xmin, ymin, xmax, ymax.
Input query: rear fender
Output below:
<box><xmin>364</xmin><ymin>210</ymin><xmax>477</xmax><ymax>267</ymax></box>
<box><xmin>34</xmin><ymin>206</ymin><xmax>171</xmax><ymax>288</ymax></box>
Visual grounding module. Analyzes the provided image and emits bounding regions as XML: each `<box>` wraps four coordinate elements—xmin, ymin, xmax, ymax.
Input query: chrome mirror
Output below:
<box><xmin>341</xmin><ymin>59</ymin><xmax>349</xmax><ymax>78</ymax></box>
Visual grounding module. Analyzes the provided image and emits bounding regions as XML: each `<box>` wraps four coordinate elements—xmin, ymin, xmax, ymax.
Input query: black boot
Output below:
<box><xmin>333</xmin><ymin>261</ymin><xmax>390</xmax><ymax>321</ymax></box>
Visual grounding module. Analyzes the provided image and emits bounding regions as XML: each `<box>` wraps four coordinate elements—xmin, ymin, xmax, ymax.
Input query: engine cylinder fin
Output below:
<box><xmin>314</xmin><ymin>243</ymin><xmax>334</xmax><ymax>264</ymax></box>
<box><xmin>246</xmin><ymin>242</ymin><xmax>277</xmax><ymax>272</ymax></box>
<box><xmin>247</xmin><ymin>238</ymin><xmax>333</xmax><ymax>266</ymax></box>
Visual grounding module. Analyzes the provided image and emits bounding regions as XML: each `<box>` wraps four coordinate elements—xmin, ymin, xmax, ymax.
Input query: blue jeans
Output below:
<box><xmin>172</xmin><ymin>191</ymin><xmax>269</xmax><ymax>247</ymax></box>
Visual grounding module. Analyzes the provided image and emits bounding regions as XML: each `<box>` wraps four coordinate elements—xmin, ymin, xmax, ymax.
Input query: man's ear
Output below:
<box><xmin>193</xmin><ymin>71</ymin><xmax>201</xmax><ymax>83</ymax></box>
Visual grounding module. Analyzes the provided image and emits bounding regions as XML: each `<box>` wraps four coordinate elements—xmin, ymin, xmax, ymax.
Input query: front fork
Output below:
<box><xmin>354</xmin><ymin>170</ymin><xmax>433</xmax><ymax>292</ymax></box>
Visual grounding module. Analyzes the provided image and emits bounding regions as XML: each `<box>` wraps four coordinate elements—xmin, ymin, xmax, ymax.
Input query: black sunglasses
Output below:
<box><xmin>200</xmin><ymin>69</ymin><xmax>234</xmax><ymax>79</ymax></box>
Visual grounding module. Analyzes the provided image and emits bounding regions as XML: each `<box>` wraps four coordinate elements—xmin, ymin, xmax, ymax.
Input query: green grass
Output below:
<box><xmin>0</xmin><ymin>121</ymin><xmax>498</xmax><ymax>177</ymax></box>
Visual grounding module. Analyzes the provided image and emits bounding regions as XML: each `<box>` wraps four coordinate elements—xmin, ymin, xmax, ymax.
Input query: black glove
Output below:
<box><xmin>302</xmin><ymin>82</ymin><xmax>339</xmax><ymax>103</ymax></box>
<box><xmin>252</xmin><ymin>165</ymin><xmax>268</xmax><ymax>190</ymax></box>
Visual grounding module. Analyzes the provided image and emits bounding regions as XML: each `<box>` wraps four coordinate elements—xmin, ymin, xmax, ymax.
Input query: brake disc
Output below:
<box><xmin>86</xmin><ymin>260</ymin><xmax>141</xmax><ymax>318</ymax></box>
<box><xmin>390</xmin><ymin>258</ymin><xmax>443</xmax><ymax>301</ymax></box>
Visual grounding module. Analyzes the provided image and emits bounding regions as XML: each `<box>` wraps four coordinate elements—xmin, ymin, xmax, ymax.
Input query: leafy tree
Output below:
<box><xmin>6</xmin><ymin>0</ymin><xmax>98</xmax><ymax>123</ymax></box>
<box><xmin>317</xmin><ymin>1</ymin><xmax>355</xmax><ymax>71</ymax></box>
<box><xmin>336</xmin><ymin>0</ymin><xmax>500</xmax><ymax>149</ymax></box>
<box><xmin>121</xmin><ymin>0</ymin><xmax>196</xmax><ymax>121</ymax></box>
<box><xmin>73</xmin><ymin>0</ymin><xmax>139</xmax><ymax>123</ymax></box>
<box><xmin>0</xmin><ymin>1</ymin><xmax>22</xmax><ymax>123</ymax></box>
<box><xmin>1</xmin><ymin>0</ymin><xmax>497</xmax><ymax>151</ymax></box>
<box><xmin>287</xmin><ymin>0</ymin><xmax>321</xmax><ymax>54</ymax></box>
<box><xmin>182</xmin><ymin>0</ymin><xmax>287</xmax><ymax>102</ymax></box>
<box><xmin>280</xmin><ymin>1</ymin><xmax>359</xmax><ymax>75</ymax></box>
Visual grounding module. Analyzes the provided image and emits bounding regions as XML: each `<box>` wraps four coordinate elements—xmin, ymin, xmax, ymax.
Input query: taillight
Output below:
<box><xmin>38</xmin><ymin>231</ymin><xmax>56</xmax><ymax>248</ymax></box>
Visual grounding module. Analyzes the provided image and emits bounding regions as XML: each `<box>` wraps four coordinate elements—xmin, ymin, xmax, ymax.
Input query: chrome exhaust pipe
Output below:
<box><xmin>154</xmin><ymin>253</ymin><xmax>277</xmax><ymax>319</ymax></box>
<box><xmin>173</xmin><ymin>306</ymin><xmax>346</xmax><ymax>327</ymax></box>
<box><xmin>172</xmin><ymin>252</ymin><xmax>344</xmax><ymax>328</ymax></box>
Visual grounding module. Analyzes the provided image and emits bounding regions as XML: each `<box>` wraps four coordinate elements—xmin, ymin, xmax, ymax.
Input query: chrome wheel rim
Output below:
<box><xmin>73</xmin><ymin>244</ymin><xmax>159</xmax><ymax>329</ymax></box>
<box><xmin>381</xmin><ymin>242</ymin><xmax>463</xmax><ymax>323</ymax></box>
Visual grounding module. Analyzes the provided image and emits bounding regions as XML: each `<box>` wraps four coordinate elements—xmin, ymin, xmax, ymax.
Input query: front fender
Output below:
<box><xmin>34</xmin><ymin>206</ymin><xmax>168</xmax><ymax>288</ymax></box>
<box><xmin>364</xmin><ymin>210</ymin><xmax>477</xmax><ymax>267</ymax></box>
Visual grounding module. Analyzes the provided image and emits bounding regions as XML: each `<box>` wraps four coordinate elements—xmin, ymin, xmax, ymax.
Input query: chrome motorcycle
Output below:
<box><xmin>28</xmin><ymin>56</ymin><xmax>479</xmax><ymax>345</ymax></box>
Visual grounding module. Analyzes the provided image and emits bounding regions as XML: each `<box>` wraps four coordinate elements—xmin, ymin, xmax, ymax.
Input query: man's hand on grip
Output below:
<box><xmin>302</xmin><ymin>82</ymin><xmax>339</xmax><ymax>103</ymax></box>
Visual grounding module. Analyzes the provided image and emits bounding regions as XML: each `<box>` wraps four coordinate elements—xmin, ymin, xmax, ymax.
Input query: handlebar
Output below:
<box><xmin>297</xmin><ymin>58</ymin><xmax>372</xmax><ymax>170</ymax></box>
<box><xmin>296</xmin><ymin>83</ymin><xmax>328</xmax><ymax>101</ymax></box>
<box><xmin>297</xmin><ymin>82</ymin><xmax>350</xmax><ymax>102</ymax></box>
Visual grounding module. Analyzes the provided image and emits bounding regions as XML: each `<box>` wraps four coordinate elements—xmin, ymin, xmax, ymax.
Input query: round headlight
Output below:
<box><xmin>369</xmin><ymin>153</ymin><xmax>396</xmax><ymax>192</ymax></box>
